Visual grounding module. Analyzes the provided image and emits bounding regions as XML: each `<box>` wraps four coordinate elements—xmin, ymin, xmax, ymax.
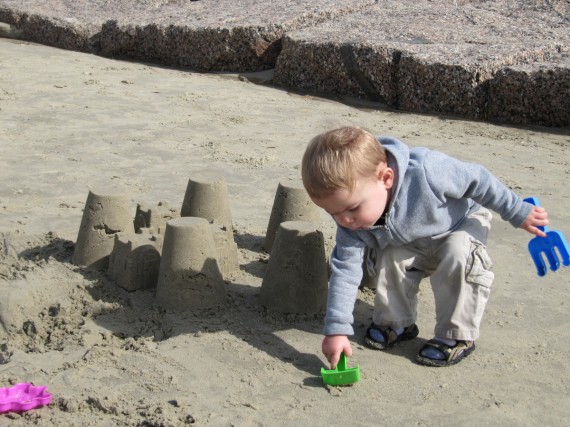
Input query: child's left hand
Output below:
<box><xmin>520</xmin><ymin>205</ymin><xmax>549</xmax><ymax>237</ymax></box>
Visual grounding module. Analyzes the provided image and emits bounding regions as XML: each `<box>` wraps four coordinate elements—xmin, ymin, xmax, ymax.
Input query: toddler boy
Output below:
<box><xmin>301</xmin><ymin>126</ymin><xmax>548</xmax><ymax>367</ymax></box>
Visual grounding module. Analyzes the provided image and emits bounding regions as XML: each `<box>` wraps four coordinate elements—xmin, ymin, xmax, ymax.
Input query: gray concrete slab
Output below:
<box><xmin>0</xmin><ymin>0</ymin><xmax>568</xmax><ymax>126</ymax></box>
<box><xmin>487</xmin><ymin>58</ymin><xmax>570</xmax><ymax>127</ymax></box>
<box><xmin>274</xmin><ymin>0</ymin><xmax>569</xmax><ymax>126</ymax></box>
<box><xmin>0</xmin><ymin>0</ymin><xmax>374</xmax><ymax>69</ymax></box>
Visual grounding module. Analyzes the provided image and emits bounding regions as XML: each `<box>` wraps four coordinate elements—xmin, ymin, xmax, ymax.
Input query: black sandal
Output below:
<box><xmin>364</xmin><ymin>323</ymin><xmax>419</xmax><ymax>350</ymax></box>
<box><xmin>416</xmin><ymin>339</ymin><xmax>476</xmax><ymax>367</ymax></box>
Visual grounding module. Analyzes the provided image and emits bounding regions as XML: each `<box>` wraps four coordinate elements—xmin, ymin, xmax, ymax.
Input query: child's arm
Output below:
<box><xmin>322</xmin><ymin>334</ymin><xmax>353</xmax><ymax>369</ymax></box>
<box><xmin>519</xmin><ymin>205</ymin><xmax>549</xmax><ymax>238</ymax></box>
<box><xmin>424</xmin><ymin>151</ymin><xmax>533</xmax><ymax>229</ymax></box>
<box><xmin>322</xmin><ymin>228</ymin><xmax>366</xmax><ymax>367</ymax></box>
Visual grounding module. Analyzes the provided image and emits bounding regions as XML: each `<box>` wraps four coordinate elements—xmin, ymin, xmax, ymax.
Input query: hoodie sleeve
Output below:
<box><xmin>323</xmin><ymin>226</ymin><xmax>367</xmax><ymax>336</ymax></box>
<box><xmin>424</xmin><ymin>150</ymin><xmax>532</xmax><ymax>228</ymax></box>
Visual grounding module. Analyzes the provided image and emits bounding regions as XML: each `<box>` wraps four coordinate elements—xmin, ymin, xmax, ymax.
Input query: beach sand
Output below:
<box><xmin>1</xmin><ymin>38</ymin><xmax>569</xmax><ymax>426</ymax></box>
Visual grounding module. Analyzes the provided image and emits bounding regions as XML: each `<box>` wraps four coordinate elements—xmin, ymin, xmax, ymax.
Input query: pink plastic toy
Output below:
<box><xmin>0</xmin><ymin>383</ymin><xmax>52</xmax><ymax>413</ymax></box>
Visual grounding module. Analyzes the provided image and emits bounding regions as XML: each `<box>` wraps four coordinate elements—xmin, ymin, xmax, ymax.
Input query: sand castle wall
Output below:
<box><xmin>134</xmin><ymin>202</ymin><xmax>179</xmax><ymax>235</ymax></box>
<box><xmin>108</xmin><ymin>233</ymin><xmax>162</xmax><ymax>292</ymax></box>
<box><xmin>0</xmin><ymin>0</ymin><xmax>567</xmax><ymax>126</ymax></box>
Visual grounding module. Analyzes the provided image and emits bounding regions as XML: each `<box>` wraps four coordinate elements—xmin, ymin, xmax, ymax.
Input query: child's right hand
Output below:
<box><xmin>520</xmin><ymin>205</ymin><xmax>549</xmax><ymax>238</ymax></box>
<box><xmin>322</xmin><ymin>334</ymin><xmax>352</xmax><ymax>369</ymax></box>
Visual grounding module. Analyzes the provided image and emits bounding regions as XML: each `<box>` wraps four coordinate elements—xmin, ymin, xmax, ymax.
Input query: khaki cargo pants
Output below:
<box><xmin>372</xmin><ymin>208</ymin><xmax>494</xmax><ymax>341</ymax></box>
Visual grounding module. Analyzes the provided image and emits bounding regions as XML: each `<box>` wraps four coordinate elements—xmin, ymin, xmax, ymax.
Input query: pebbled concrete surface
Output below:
<box><xmin>0</xmin><ymin>0</ymin><xmax>568</xmax><ymax>126</ymax></box>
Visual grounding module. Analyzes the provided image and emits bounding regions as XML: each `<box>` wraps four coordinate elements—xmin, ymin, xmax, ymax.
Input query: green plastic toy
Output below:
<box><xmin>321</xmin><ymin>353</ymin><xmax>361</xmax><ymax>386</ymax></box>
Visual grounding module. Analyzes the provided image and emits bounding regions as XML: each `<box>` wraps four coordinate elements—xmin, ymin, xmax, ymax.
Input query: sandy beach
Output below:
<box><xmin>1</xmin><ymin>37</ymin><xmax>570</xmax><ymax>426</ymax></box>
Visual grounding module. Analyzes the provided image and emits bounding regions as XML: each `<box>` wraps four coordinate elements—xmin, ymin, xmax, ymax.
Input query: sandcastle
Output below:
<box><xmin>181</xmin><ymin>174</ymin><xmax>239</xmax><ymax>277</ymax></box>
<box><xmin>72</xmin><ymin>176</ymin><xmax>239</xmax><ymax>305</ymax></box>
<box><xmin>260</xmin><ymin>221</ymin><xmax>328</xmax><ymax>315</ymax></box>
<box><xmin>264</xmin><ymin>180</ymin><xmax>322</xmax><ymax>253</ymax></box>
<box><xmin>155</xmin><ymin>217</ymin><xmax>226</xmax><ymax>310</ymax></box>
<box><xmin>72</xmin><ymin>189</ymin><xmax>134</xmax><ymax>270</ymax></box>
<box><xmin>73</xmin><ymin>176</ymin><xmax>330</xmax><ymax>315</ymax></box>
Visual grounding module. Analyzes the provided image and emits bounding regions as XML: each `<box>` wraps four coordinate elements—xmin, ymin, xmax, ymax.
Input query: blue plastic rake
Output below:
<box><xmin>524</xmin><ymin>197</ymin><xmax>570</xmax><ymax>277</ymax></box>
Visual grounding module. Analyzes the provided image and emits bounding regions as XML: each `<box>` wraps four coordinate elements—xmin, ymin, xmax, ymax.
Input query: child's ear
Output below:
<box><xmin>378</xmin><ymin>166</ymin><xmax>394</xmax><ymax>189</ymax></box>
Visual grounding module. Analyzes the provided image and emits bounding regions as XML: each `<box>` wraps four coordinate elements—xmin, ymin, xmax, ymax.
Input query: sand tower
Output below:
<box><xmin>72</xmin><ymin>189</ymin><xmax>134</xmax><ymax>270</ymax></box>
<box><xmin>180</xmin><ymin>174</ymin><xmax>238</xmax><ymax>276</ymax></box>
<box><xmin>155</xmin><ymin>217</ymin><xmax>226</xmax><ymax>311</ymax></box>
<box><xmin>181</xmin><ymin>174</ymin><xmax>233</xmax><ymax>228</ymax></box>
<box><xmin>260</xmin><ymin>221</ymin><xmax>328</xmax><ymax>315</ymax></box>
<box><xmin>264</xmin><ymin>180</ymin><xmax>321</xmax><ymax>253</ymax></box>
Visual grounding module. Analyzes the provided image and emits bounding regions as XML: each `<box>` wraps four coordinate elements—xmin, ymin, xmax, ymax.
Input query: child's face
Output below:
<box><xmin>312</xmin><ymin>166</ymin><xmax>394</xmax><ymax>230</ymax></box>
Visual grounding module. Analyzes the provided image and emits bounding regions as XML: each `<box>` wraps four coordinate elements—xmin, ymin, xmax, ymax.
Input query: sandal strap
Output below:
<box><xmin>379</xmin><ymin>326</ymin><xmax>400</xmax><ymax>345</ymax></box>
<box><xmin>365</xmin><ymin>323</ymin><xmax>419</xmax><ymax>350</ymax></box>
<box><xmin>366</xmin><ymin>325</ymin><xmax>400</xmax><ymax>346</ymax></box>
<box><xmin>423</xmin><ymin>339</ymin><xmax>474</xmax><ymax>362</ymax></box>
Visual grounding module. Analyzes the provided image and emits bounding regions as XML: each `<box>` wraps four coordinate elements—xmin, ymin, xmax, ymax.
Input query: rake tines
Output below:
<box><xmin>524</xmin><ymin>197</ymin><xmax>570</xmax><ymax>277</ymax></box>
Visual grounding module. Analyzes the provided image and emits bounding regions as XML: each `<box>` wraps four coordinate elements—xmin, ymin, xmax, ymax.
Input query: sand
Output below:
<box><xmin>1</xmin><ymin>37</ymin><xmax>570</xmax><ymax>426</ymax></box>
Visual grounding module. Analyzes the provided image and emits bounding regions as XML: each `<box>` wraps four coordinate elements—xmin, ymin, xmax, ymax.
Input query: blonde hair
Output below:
<box><xmin>301</xmin><ymin>126</ymin><xmax>387</xmax><ymax>199</ymax></box>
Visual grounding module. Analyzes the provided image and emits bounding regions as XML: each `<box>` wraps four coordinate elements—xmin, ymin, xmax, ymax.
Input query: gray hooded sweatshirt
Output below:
<box><xmin>323</xmin><ymin>136</ymin><xmax>532</xmax><ymax>336</ymax></box>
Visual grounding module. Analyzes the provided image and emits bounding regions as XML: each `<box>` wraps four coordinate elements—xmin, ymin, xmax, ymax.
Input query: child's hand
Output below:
<box><xmin>322</xmin><ymin>334</ymin><xmax>352</xmax><ymax>369</ymax></box>
<box><xmin>520</xmin><ymin>205</ymin><xmax>549</xmax><ymax>237</ymax></box>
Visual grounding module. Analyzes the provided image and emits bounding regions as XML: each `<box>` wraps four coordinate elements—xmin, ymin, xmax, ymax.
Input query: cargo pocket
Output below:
<box><xmin>465</xmin><ymin>240</ymin><xmax>494</xmax><ymax>327</ymax></box>
<box><xmin>466</xmin><ymin>240</ymin><xmax>494</xmax><ymax>288</ymax></box>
